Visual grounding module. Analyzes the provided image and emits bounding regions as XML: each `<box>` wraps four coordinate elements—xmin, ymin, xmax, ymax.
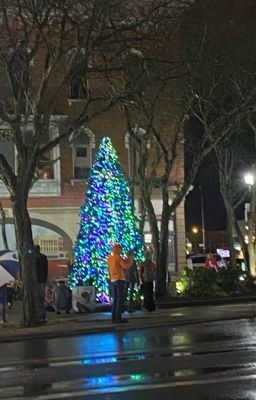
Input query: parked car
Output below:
<box><xmin>187</xmin><ymin>253</ymin><xmax>226</xmax><ymax>269</ymax></box>
<box><xmin>235</xmin><ymin>258</ymin><xmax>248</xmax><ymax>271</ymax></box>
<box><xmin>225</xmin><ymin>258</ymin><xmax>248</xmax><ymax>272</ymax></box>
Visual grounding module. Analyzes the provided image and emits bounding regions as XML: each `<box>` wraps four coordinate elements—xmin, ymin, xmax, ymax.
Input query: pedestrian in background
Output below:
<box><xmin>140</xmin><ymin>250</ymin><xmax>156</xmax><ymax>311</ymax></box>
<box><xmin>107</xmin><ymin>244</ymin><xmax>134</xmax><ymax>323</ymax></box>
<box><xmin>6</xmin><ymin>281</ymin><xmax>15</xmax><ymax>309</ymax></box>
<box><xmin>204</xmin><ymin>253</ymin><xmax>218</xmax><ymax>271</ymax></box>
<box><xmin>124</xmin><ymin>256</ymin><xmax>139</xmax><ymax>313</ymax></box>
<box><xmin>35</xmin><ymin>245</ymin><xmax>48</xmax><ymax>323</ymax></box>
<box><xmin>54</xmin><ymin>280</ymin><xmax>72</xmax><ymax>315</ymax></box>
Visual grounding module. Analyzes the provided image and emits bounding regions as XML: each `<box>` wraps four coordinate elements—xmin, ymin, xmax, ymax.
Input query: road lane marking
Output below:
<box><xmin>2</xmin><ymin>373</ymin><xmax>256</xmax><ymax>399</ymax></box>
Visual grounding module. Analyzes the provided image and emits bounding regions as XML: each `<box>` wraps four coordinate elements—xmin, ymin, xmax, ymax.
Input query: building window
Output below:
<box><xmin>70</xmin><ymin>127</ymin><xmax>95</xmax><ymax>180</ymax></box>
<box><xmin>73</xmin><ymin>144</ymin><xmax>91</xmax><ymax>179</ymax></box>
<box><xmin>125</xmin><ymin>126</ymin><xmax>148</xmax><ymax>181</ymax></box>
<box><xmin>70</xmin><ymin>76</ymin><xmax>88</xmax><ymax>99</ymax></box>
<box><xmin>34</xmin><ymin>235</ymin><xmax>64</xmax><ymax>256</ymax></box>
<box><xmin>0</xmin><ymin>128</ymin><xmax>54</xmax><ymax>178</ymax></box>
<box><xmin>0</xmin><ymin>124</ymin><xmax>61</xmax><ymax>199</ymax></box>
<box><xmin>68</xmin><ymin>49</ymin><xmax>91</xmax><ymax>100</ymax></box>
<box><xmin>23</xmin><ymin>127</ymin><xmax>56</xmax><ymax>180</ymax></box>
<box><xmin>38</xmin><ymin>148</ymin><xmax>55</xmax><ymax>180</ymax></box>
<box><xmin>0</xmin><ymin>135</ymin><xmax>15</xmax><ymax>171</ymax></box>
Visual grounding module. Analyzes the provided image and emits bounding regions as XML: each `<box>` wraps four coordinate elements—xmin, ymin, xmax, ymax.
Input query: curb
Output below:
<box><xmin>1</xmin><ymin>310</ymin><xmax>256</xmax><ymax>343</ymax></box>
<box><xmin>157</xmin><ymin>295</ymin><xmax>256</xmax><ymax>308</ymax></box>
<box><xmin>1</xmin><ymin>296</ymin><xmax>256</xmax><ymax>343</ymax></box>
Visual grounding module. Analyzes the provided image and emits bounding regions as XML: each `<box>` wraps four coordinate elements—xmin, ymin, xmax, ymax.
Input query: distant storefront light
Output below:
<box><xmin>217</xmin><ymin>248</ymin><xmax>230</xmax><ymax>258</ymax></box>
<box><xmin>144</xmin><ymin>233</ymin><xmax>152</xmax><ymax>243</ymax></box>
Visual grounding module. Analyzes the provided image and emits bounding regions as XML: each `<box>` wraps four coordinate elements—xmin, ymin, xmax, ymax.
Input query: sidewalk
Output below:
<box><xmin>1</xmin><ymin>296</ymin><xmax>256</xmax><ymax>342</ymax></box>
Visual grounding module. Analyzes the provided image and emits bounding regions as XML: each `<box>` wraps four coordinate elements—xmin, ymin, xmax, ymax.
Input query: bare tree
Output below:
<box><xmin>122</xmin><ymin>12</ymin><xmax>256</xmax><ymax>297</ymax></box>
<box><xmin>181</xmin><ymin>0</ymin><xmax>256</xmax><ymax>276</ymax></box>
<box><xmin>0</xmin><ymin>0</ymin><xmax>192</xmax><ymax>323</ymax></box>
<box><xmin>125</xmin><ymin>0</ymin><xmax>256</xmax><ymax>294</ymax></box>
<box><xmin>214</xmin><ymin>133</ymin><xmax>248</xmax><ymax>269</ymax></box>
<box><xmin>124</xmin><ymin>79</ymin><xmax>248</xmax><ymax>298</ymax></box>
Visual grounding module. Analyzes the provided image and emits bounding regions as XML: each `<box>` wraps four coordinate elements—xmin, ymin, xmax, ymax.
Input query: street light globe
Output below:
<box><xmin>192</xmin><ymin>226</ymin><xmax>199</xmax><ymax>234</ymax></box>
<box><xmin>244</xmin><ymin>173</ymin><xmax>254</xmax><ymax>186</ymax></box>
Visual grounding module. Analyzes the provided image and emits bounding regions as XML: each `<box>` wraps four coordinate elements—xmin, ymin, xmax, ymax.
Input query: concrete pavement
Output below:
<box><xmin>1</xmin><ymin>297</ymin><xmax>256</xmax><ymax>342</ymax></box>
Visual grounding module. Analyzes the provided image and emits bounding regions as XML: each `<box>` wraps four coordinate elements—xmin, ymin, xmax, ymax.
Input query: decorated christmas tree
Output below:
<box><xmin>69</xmin><ymin>137</ymin><xmax>145</xmax><ymax>302</ymax></box>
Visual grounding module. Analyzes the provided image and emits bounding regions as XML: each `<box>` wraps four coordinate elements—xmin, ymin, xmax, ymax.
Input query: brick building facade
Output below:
<box><xmin>0</xmin><ymin>107</ymin><xmax>185</xmax><ymax>278</ymax></box>
<box><xmin>0</xmin><ymin>5</ymin><xmax>186</xmax><ymax>279</ymax></box>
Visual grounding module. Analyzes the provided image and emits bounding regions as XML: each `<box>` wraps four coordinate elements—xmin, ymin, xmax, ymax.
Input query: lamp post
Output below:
<box><xmin>191</xmin><ymin>226</ymin><xmax>199</xmax><ymax>252</ymax></box>
<box><xmin>200</xmin><ymin>186</ymin><xmax>206</xmax><ymax>253</ymax></box>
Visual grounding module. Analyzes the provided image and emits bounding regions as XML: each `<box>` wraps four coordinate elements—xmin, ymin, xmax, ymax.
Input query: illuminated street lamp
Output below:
<box><xmin>244</xmin><ymin>173</ymin><xmax>254</xmax><ymax>187</ymax></box>
<box><xmin>192</xmin><ymin>226</ymin><xmax>199</xmax><ymax>234</ymax></box>
<box><xmin>191</xmin><ymin>225</ymin><xmax>204</xmax><ymax>252</ymax></box>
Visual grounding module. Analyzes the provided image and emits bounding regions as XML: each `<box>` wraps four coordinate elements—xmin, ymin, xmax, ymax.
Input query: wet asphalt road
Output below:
<box><xmin>1</xmin><ymin>317</ymin><xmax>256</xmax><ymax>399</ymax></box>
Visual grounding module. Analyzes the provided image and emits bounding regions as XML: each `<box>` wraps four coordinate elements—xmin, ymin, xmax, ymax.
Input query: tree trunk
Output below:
<box><xmin>12</xmin><ymin>194</ymin><xmax>38</xmax><ymax>325</ymax></box>
<box><xmin>225</xmin><ymin>209</ymin><xmax>236</xmax><ymax>268</ymax></box>
<box><xmin>248</xmin><ymin>241</ymin><xmax>256</xmax><ymax>276</ymax></box>
<box><xmin>141</xmin><ymin>181</ymin><xmax>173</xmax><ymax>299</ymax></box>
<box><xmin>0</xmin><ymin>201</ymin><xmax>9</xmax><ymax>250</ymax></box>
<box><xmin>247</xmin><ymin>184</ymin><xmax>256</xmax><ymax>276</ymax></box>
<box><xmin>155</xmin><ymin>177</ymin><xmax>174</xmax><ymax>299</ymax></box>
<box><xmin>234</xmin><ymin>219</ymin><xmax>249</xmax><ymax>270</ymax></box>
<box><xmin>155</xmin><ymin>202</ymin><xmax>170</xmax><ymax>298</ymax></box>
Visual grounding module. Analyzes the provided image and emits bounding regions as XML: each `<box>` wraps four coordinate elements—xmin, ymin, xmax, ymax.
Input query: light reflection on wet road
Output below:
<box><xmin>1</xmin><ymin>317</ymin><xmax>256</xmax><ymax>399</ymax></box>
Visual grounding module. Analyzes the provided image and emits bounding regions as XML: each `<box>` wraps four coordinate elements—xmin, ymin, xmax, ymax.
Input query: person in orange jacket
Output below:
<box><xmin>107</xmin><ymin>244</ymin><xmax>134</xmax><ymax>323</ymax></box>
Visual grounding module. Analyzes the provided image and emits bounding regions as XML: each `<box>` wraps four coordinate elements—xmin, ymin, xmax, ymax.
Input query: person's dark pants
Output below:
<box><xmin>143</xmin><ymin>282</ymin><xmax>155</xmax><ymax>311</ymax></box>
<box><xmin>36</xmin><ymin>283</ymin><xmax>46</xmax><ymax>322</ymax></box>
<box><xmin>125</xmin><ymin>282</ymin><xmax>135</xmax><ymax>311</ymax></box>
<box><xmin>111</xmin><ymin>280</ymin><xmax>126</xmax><ymax>322</ymax></box>
<box><xmin>66</xmin><ymin>291</ymin><xmax>72</xmax><ymax>313</ymax></box>
<box><xmin>7</xmin><ymin>287</ymin><xmax>14</xmax><ymax>308</ymax></box>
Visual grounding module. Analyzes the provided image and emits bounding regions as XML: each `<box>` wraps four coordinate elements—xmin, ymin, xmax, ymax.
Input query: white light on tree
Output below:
<box><xmin>244</xmin><ymin>173</ymin><xmax>254</xmax><ymax>186</ymax></box>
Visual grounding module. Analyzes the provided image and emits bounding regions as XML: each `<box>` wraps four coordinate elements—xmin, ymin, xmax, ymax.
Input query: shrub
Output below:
<box><xmin>176</xmin><ymin>267</ymin><xmax>217</xmax><ymax>298</ymax></box>
<box><xmin>176</xmin><ymin>267</ymin><xmax>253</xmax><ymax>298</ymax></box>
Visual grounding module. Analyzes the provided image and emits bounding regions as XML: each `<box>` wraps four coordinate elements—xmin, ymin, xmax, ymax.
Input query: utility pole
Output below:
<box><xmin>200</xmin><ymin>186</ymin><xmax>206</xmax><ymax>253</ymax></box>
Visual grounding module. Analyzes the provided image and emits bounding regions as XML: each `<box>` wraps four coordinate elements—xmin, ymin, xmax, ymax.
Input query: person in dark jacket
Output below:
<box><xmin>139</xmin><ymin>251</ymin><xmax>156</xmax><ymax>311</ymax></box>
<box><xmin>124</xmin><ymin>258</ymin><xmax>139</xmax><ymax>312</ymax></box>
<box><xmin>54</xmin><ymin>280</ymin><xmax>72</xmax><ymax>315</ymax></box>
<box><xmin>35</xmin><ymin>245</ymin><xmax>48</xmax><ymax>323</ymax></box>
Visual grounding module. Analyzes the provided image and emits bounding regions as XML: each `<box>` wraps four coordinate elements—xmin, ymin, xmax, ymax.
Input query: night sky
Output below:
<box><xmin>185</xmin><ymin>184</ymin><xmax>227</xmax><ymax>232</ymax></box>
<box><xmin>185</xmin><ymin>161</ymin><xmax>246</xmax><ymax>234</ymax></box>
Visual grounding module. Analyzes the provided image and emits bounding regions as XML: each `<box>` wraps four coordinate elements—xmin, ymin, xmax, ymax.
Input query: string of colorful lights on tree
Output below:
<box><xmin>69</xmin><ymin>137</ymin><xmax>145</xmax><ymax>302</ymax></box>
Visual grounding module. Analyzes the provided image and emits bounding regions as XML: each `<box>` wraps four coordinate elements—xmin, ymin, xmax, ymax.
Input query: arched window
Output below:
<box><xmin>69</xmin><ymin>127</ymin><xmax>95</xmax><ymax>180</ymax></box>
<box><xmin>68</xmin><ymin>49</ymin><xmax>91</xmax><ymax>100</ymax></box>
<box><xmin>125</xmin><ymin>125</ymin><xmax>148</xmax><ymax>180</ymax></box>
